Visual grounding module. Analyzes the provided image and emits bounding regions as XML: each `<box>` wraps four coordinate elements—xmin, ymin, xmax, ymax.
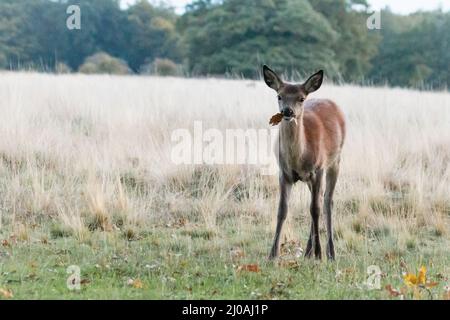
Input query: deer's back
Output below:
<box><xmin>303</xmin><ymin>99</ymin><xmax>346</xmax><ymax>168</ymax></box>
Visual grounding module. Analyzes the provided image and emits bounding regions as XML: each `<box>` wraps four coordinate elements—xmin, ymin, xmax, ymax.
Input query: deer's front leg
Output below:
<box><xmin>307</xmin><ymin>170</ymin><xmax>324</xmax><ymax>260</ymax></box>
<box><xmin>269</xmin><ymin>175</ymin><xmax>292</xmax><ymax>260</ymax></box>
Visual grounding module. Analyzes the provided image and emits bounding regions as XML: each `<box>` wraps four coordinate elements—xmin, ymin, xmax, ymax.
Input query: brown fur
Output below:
<box><xmin>303</xmin><ymin>99</ymin><xmax>346</xmax><ymax>167</ymax></box>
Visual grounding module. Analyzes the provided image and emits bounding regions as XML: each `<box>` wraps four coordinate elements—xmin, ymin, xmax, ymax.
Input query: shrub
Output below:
<box><xmin>55</xmin><ymin>62</ymin><xmax>72</xmax><ymax>74</ymax></box>
<box><xmin>79</xmin><ymin>52</ymin><xmax>130</xmax><ymax>75</ymax></box>
<box><xmin>140</xmin><ymin>58</ymin><xmax>181</xmax><ymax>76</ymax></box>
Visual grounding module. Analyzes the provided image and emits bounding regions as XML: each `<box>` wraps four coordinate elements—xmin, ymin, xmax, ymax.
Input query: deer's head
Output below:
<box><xmin>263</xmin><ymin>65</ymin><xmax>324</xmax><ymax>121</ymax></box>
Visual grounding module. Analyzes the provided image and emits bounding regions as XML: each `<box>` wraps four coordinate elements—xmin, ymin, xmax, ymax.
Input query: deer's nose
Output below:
<box><xmin>282</xmin><ymin>108</ymin><xmax>294</xmax><ymax>118</ymax></box>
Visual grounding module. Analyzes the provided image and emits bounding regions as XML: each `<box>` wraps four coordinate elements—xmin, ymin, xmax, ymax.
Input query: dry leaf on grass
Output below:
<box><xmin>127</xmin><ymin>278</ymin><xmax>144</xmax><ymax>289</ymax></box>
<box><xmin>0</xmin><ymin>288</ymin><xmax>13</xmax><ymax>299</ymax></box>
<box><xmin>237</xmin><ymin>264</ymin><xmax>260</xmax><ymax>273</ymax></box>
<box><xmin>425</xmin><ymin>282</ymin><xmax>439</xmax><ymax>289</ymax></box>
<box><xmin>1</xmin><ymin>240</ymin><xmax>10</xmax><ymax>247</ymax></box>
<box><xmin>385</xmin><ymin>285</ymin><xmax>402</xmax><ymax>297</ymax></box>
<box><xmin>269</xmin><ymin>113</ymin><xmax>283</xmax><ymax>126</ymax></box>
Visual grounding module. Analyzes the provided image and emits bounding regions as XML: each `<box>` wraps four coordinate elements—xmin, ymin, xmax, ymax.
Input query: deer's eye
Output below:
<box><xmin>278</xmin><ymin>96</ymin><xmax>282</xmax><ymax>101</ymax></box>
<box><xmin>300</xmin><ymin>97</ymin><xmax>306</xmax><ymax>102</ymax></box>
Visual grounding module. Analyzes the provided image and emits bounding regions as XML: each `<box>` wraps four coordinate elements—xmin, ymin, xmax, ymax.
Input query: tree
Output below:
<box><xmin>125</xmin><ymin>0</ymin><xmax>182</xmax><ymax>71</ymax></box>
<box><xmin>0</xmin><ymin>0</ymin><xmax>128</xmax><ymax>70</ymax></box>
<box><xmin>179</xmin><ymin>0</ymin><xmax>339</xmax><ymax>77</ymax></box>
<box><xmin>369</xmin><ymin>10</ymin><xmax>450</xmax><ymax>89</ymax></box>
<box><xmin>310</xmin><ymin>0</ymin><xmax>380</xmax><ymax>82</ymax></box>
<box><xmin>0</xmin><ymin>0</ymin><xmax>43</xmax><ymax>69</ymax></box>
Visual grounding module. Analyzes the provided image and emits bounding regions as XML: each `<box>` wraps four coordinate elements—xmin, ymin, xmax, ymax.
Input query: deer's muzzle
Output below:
<box><xmin>281</xmin><ymin>108</ymin><xmax>294</xmax><ymax>119</ymax></box>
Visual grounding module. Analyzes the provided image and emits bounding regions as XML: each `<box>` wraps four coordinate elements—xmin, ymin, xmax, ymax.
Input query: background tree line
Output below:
<box><xmin>0</xmin><ymin>0</ymin><xmax>449</xmax><ymax>89</ymax></box>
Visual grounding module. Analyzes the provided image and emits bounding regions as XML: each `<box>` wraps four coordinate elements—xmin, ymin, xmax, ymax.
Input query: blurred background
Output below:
<box><xmin>0</xmin><ymin>0</ymin><xmax>449</xmax><ymax>89</ymax></box>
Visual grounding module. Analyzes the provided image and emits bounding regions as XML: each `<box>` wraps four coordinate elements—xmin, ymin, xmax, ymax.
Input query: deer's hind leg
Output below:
<box><xmin>324</xmin><ymin>159</ymin><xmax>340</xmax><ymax>261</ymax></box>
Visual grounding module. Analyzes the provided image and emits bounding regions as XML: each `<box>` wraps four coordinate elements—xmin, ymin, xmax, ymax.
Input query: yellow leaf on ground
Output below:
<box><xmin>403</xmin><ymin>273</ymin><xmax>418</xmax><ymax>287</ymax></box>
<box><xmin>404</xmin><ymin>266</ymin><xmax>439</xmax><ymax>289</ymax></box>
<box><xmin>133</xmin><ymin>279</ymin><xmax>143</xmax><ymax>289</ymax></box>
<box><xmin>418</xmin><ymin>266</ymin><xmax>427</xmax><ymax>285</ymax></box>
<box><xmin>127</xmin><ymin>278</ymin><xmax>144</xmax><ymax>289</ymax></box>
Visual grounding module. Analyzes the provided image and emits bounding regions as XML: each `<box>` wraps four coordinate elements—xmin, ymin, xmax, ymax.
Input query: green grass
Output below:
<box><xmin>1</xmin><ymin>221</ymin><xmax>448</xmax><ymax>300</ymax></box>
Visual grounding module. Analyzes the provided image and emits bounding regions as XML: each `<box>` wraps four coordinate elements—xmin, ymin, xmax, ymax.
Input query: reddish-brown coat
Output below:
<box><xmin>303</xmin><ymin>99</ymin><xmax>346</xmax><ymax>169</ymax></box>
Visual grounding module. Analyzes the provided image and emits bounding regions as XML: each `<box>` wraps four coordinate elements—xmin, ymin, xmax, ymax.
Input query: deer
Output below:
<box><xmin>263</xmin><ymin>65</ymin><xmax>346</xmax><ymax>261</ymax></box>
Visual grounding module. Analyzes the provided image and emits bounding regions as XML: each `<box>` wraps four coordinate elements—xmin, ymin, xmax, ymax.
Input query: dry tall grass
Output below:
<box><xmin>0</xmin><ymin>72</ymin><xmax>449</xmax><ymax>248</ymax></box>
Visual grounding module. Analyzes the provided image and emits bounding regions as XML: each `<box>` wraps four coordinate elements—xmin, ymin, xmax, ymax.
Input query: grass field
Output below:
<box><xmin>0</xmin><ymin>72</ymin><xmax>449</xmax><ymax>300</ymax></box>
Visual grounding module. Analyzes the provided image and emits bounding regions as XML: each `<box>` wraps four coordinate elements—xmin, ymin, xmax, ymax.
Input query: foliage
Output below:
<box><xmin>370</xmin><ymin>10</ymin><xmax>450</xmax><ymax>89</ymax></box>
<box><xmin>79</xmin><ymin>52</ymin><xmax>130</xmax><ymax>75</ymax></box>
<box><xmin>125</xmin><ymin>0</ymin><xmax>182</xmax><ymax>71</ymax></box>
<box><xmin>180</xmin><ymin>0</ymin><xmax>339</xmax><ymax>77</ymax></box>
<box><xmin>141</xmin><ymin>58</ymin><xmax>182</xmax><ymax>76</ymax></box>
<box><xmin>310</xmin><ymin>0</ymin><xmax>381</xmax><ymax>81</ymax></box>
<box><xmin>0</xmin><ymin>0</ymin><xmax>449</xmax><ymax>88</ymax></box>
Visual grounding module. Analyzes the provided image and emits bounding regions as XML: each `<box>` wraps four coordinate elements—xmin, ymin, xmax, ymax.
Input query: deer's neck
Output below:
<box><xmin>280</xmin><ymin>113</ymin><xmax>306</xmax><ymax>157</ymax></box>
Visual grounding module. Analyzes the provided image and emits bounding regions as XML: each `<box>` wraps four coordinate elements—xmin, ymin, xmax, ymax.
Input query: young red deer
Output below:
<box><xmin>263</xmin><ymin>65</ymin><xmax>346</xmax><ymax>261</ymax></box>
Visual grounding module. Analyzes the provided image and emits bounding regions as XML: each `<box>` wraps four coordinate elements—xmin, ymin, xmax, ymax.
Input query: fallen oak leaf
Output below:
<box><xmin>424</xmin><ymin>281</ymin><xmax>439</xmax><ymax>289</ymax></box>
<box><xmin>385</xmin><ymin>285</ymin><xmax>402</xmax><ymax>297</ymax></box>
<box><xmin>237</xmin><ymin>264</ymin><xmax>260</xmax><ymax>273</ymax></box>
<box><xmin>269</xmin><ymin>113</ymin><xmax>283</xmax><ymax>126</ymax></box>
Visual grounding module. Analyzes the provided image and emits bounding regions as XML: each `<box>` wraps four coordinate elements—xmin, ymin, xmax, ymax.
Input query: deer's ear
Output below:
<box><xmin>303</xmin><ymin>70</ymin><xmax>324</xmax><ymax>94</ymax></box>
<box><xmin>263</xmin><ymin>65</ymin><xmax>283</xmax><ymax>91</ymax></box>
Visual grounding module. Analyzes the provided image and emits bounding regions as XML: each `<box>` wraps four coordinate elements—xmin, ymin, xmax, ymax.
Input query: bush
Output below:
<box><xmin>55</xmin><ymin>62</ymin><xmax>72</xmax><ymax>74</ymax></box>
<box><xmin>140</xmin><ymin>58</ymin><xmax>181</xmax><ymax>76</ymax></box>
<box><xmin>79</xmin><ymin>52</ymin><xmax>130</xmax><ymax>75</ymax></box>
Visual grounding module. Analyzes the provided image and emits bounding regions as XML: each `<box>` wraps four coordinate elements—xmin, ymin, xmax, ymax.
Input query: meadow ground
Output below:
<box><xmin>0</xmin><ymin>72</ymin><xmax>449</xmax><ymax>299</ymax></box>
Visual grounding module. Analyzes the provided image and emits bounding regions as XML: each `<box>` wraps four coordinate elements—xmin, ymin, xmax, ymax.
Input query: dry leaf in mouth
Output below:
<box><xmin>269</xmin><ymin>113</ymin><xmax>283</xmax><ymax>126</ymax></box>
